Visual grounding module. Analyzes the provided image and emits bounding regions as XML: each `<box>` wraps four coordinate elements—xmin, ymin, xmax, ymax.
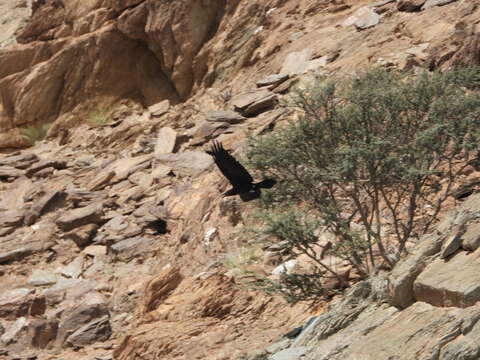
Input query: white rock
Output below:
<box><xmin>271</xmin><ymin>260</ymin><xmax>297</xmax><ymax>275</ymax></box>
<box><xmin>204</xmin><ymin>228</ymin><xmax>218</xmax><ymax>246</ymax></box>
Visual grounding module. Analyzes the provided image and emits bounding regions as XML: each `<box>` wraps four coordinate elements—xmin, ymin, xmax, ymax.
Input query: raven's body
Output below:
<box><xmin>206</xmin><ymin>141</ymin><xmax>276</xmax><ymax>201</ymax></box>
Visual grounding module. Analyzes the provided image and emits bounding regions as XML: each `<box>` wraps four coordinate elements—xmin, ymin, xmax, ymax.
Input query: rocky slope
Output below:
<box><xmin>0</xmin><ymin>0</ymin><xmax>480</xmax><ymax>359</ymax></box>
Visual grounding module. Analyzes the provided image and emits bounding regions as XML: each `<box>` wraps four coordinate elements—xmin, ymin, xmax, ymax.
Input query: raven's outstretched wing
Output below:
<box><xmin>207</xmin><ymin>141</ymin><xmax>253</xmax><ymax>188</ymax></box>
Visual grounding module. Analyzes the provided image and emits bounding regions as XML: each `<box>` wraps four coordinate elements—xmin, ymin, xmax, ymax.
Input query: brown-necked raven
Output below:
<box><xmin>206</xmin><ymin>140</ymin><xmax>276</xmax><ymax>201</ymax></box>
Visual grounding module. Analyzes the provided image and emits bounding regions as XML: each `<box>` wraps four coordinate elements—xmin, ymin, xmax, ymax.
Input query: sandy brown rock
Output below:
<box><xmin>231</xmin><ymin>89</ymin><xmax>278</xmax><ymax>116</ymax></box>
<box><xmin>414</xmin><ymin>249</ymin><xmax>480</xmax><ymax>307</ymax></box>
<box><xmin>115</xmin><ymin>271</ymin><xmax>308</xmax><ymax>360</ymax></box>
<box><xmin>397</xmin><ymin>0</ymin><xmax>426</xmax><ymax>11</ymax></box>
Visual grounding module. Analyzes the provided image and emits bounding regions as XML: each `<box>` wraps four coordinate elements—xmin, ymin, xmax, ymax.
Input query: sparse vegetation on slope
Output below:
<box><xmin>19</xmin><ymin>123</ymin><xmax>51</xmax><ymax>146</ymax></box>
<box><xmin>246</xmin><ymin>67</ymin><xmax>480</xmax><ymax>303</ymax></box>
<box><xmin>86</xmin><ymin>108</ymin><xmax>110</xmax><ymax>127</ymax></box>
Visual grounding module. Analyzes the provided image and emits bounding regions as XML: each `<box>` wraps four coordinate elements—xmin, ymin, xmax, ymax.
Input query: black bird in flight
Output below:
<box><xmin>206</xmin><ymin>140</ymin><xmax>276</xmax><ymax>201</ymax></box>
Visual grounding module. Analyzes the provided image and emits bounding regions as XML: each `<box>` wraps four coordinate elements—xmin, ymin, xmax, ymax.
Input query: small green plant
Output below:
<box><xmin>86</xmin><ymin>108</ymin><xmax>110</xmax><ymax>126</ymax></box>
<box><xmin>19</xmin><ymin>123</ymin><xmax>51</xmax><ymax>146</ymax></box>
<box><xmin>245</xmin><ymin>67</ymin><xmax>480</xmax><ymax>303</ymax></box>
<box><xmin>222</xmin><ymin>246</ymin><xmax>263</xmax><ymax>277</ymax></box>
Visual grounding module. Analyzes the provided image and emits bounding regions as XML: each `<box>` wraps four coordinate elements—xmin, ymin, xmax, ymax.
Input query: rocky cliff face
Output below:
<box><xmin>1</xmin><ymin>0</ymin><xmax>478</xmax><ymax>149</ymax></box>
<box><xmin>0</xmin><ymin>0</ymin><xmax>480</xmax><ymax>359</ymax></box>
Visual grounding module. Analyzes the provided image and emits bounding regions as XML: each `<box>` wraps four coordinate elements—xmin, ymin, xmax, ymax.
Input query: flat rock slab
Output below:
<box><xmin>0</xmin><ymin>224</ymin><xmax>55</xmax><ymax>264</ymax></box>
<box><xmin>154</xmin><ymin>127</ymin><xmax>177</xmax><ymax>155</ymax></box>
<box><xmin>25</xmin><ymin>159</ymin><xmax>67</xmax><ymax>177</ymax></box>
<box><xmin>110</xmin><ymin>154</ymin><xmax>153</xmax><ymax>181</ymax></box>
<box><xmin>204</xmin><ymin>110</ymin><xmax>246</xmax><ymax>124</ymax></box>
<box><xmin>148</xmin><ymin>99</ymin><xmax>170</xmax><ymax>117</ymax></box>
<box><xmin>308</xmin><ymin>302</ymin><xmax>480</xmax><ymax>360</ymax></box>
<box><xmin>271</xmin><ymin>347</ymin><xmax>311</xmax><ymax>360</ymax></box>
<box><xmin>422</xmin><ymin>0</ymin><xmax>457</xmax><ymax>9</ymax></box>
<box><xmin>414</xmin><ymin>249</ymin><xmax>480</xmax><ymax>307</ymax></box>
<box><xmin>190</xmin><ymin>121</ymin><xmax>230</xmax><ymax>145</ymax></box>
<box><xmin>280</xmin><ymin>49</ymin><xmax>312</xmax><ymax>76</ymax></box>
<box><xmin>56</xmin><ymin>203</ymin><xmax>104</xmax><ymax>232</ymax></box>
<box><xmin>66</xmin><ymin>315</ymin><xmax>112</xmax><ymax>347</ymax></box>
<box><xmin>343</xmin><ymin>6</ymin><xmax>380</xmax><ymax>30</ymax></box>
<box><xmin>28</xmin><ymin>270</ymin><xmax>59</xmax><ymax>286</ymax></box>
<box><xmin>0</xmin><ymin>152</ymin><xmax>38</xmax><ymax>168</ymax></box>
<box><xmin>230</xmin><ymin>89</ymin><xmax>277</xmax><ymax>116</ymax></box>
<box><xmin>110</xmin><ymin>237</ymin><xmax>157</xmax><ymax>260</ymax></box>
<box><xmin>155</xmin><ymin>151</ymin><xmax>213</xmax><ymax>177</ymax></box>
<box><xmin>1</xmin><ymin>317</ymin><xmax>28</xmax><ymax>345</ymax></box>
<box><xmin>0</xmin><ymin>165</ymin><xmax>25</xmax><ymax>178</ymax></box>
<box><xmin>1</xmin><ymin>210</ymin><xmax>24</xmax><ymax>228</ymax></box>
<box><xmin>56</xmin><ymin>303</ymin><xmax>109</xmax><ymax>347</ymax></box>
<box><xmin>462</xmin><ymin>221</ymin><xmax>480</xmax><ymax>251</ymax></box>
<box><xmin>256</xmin><ymin>73</ymin><xmax>289</xmax><ymax>88</ymax></box>
<box><xmin>58</xmin><ymin>256</ymin><xmax>84</xmax><ymax>279</ymax></box>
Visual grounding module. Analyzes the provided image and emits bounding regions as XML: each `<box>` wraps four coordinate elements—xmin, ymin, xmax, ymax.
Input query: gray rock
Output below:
<box><xmin>231</xmin><ymin>89</ymin><xmax>278</xmax><ymax>116</ymax></box>
<box><xmin>28</xmin><ymin>270</ymin><xmax>59</xmax><ymax>286</ymax></box>
<box><xmin>154</xmin><ymin>127</ymin><xmax>177</xmax><ymax>155</ymax></box>
<box><xmin>414</xmin><ymin>249</ymin><xmax>480</xmax><ymax>307</ymax></box>
<box><xmin>343</xmin><ymin>6</ymin><xmax>380</xmax><ymax>30</ymax></box>
<box><xmin>440</xmin><ymin>227</ymin><xmax>463</xmax><ymax>259</ymax></box>
<box><xmin>422</xmin><ymin>0</ymin><xmax>457</xmax><ymax>9</ymax></box>
<box><xmin>204</xmin><ymin>110</ymin><xmax>246</xmax><ymax>124</ymax></box>
<box><xmin>151</xmin><ymin>164</ymin><xmax>172</xmax><ymax>179</ymax></box>
<box><xmin>56</xmin><ymin>303</ymin><xmax>110</xmax><ymax>348</ymax></box>
<box><xmin>42</xmin><ymin>278</ymin><xmax>95</xmax><ymax>306</ymax></box>
<box><xmin>270</xmin><ymin>347</ymin><xmax>311</xmax><ymax>360</ymax></box>
<box><xmin>148</xmin><ymin>100</ymin><xmax>170</xmax><ymax>117</ymax></box>
<box><xmin>256</xmin><ymin>73</ymin><xmax>289</xmax><ymax>88</ymax></box>
<box><xmin>110</xmin><ymin>237</ymin><xmax>156</xmax><ymax>260</ymax></box>
<box><xmin>190</xmin><ymin>120</ymin><xmax>231</xmax><ymax>145</ymax></box>
<box><xmin>58</xmin><ymin>256</ymin><xmax>84</xmax><ymax>279</ymax></box>
<box><xmin>280</xmin><ymin>49</ymin><xmax>313</xmax><ymax>76</ymax></box>
<box><xmin>56</xmin><ymin>203</ymin><xmax>104</xmax><ymax>232</ymax></box>
<box><xmin>155</xmin><ymin>151</ymin><xmax>213</xmax><ymax>176</ymax></box>
<box><xmin>66</xmin><ymin>315</ymin><xmax>112</xmax><ymax>347</ymax></box>
<box><xmin>103</xmin><ymin>215</ymin><xmax>129</xmax><ymax>233</ymax></box>
<box><xmin>297</xmin><ymin>299</ymin><xmax>480</xmax><ymax>360</ymax></box>
<box><xmin>388</xmin><ymin>233</ymin><xmax>442</xmax><ymax>308</ymax></box>
<box><xmin>0</xmin><ymin>317</ymin><xmax>27</xmax><ymax>345</ymax></box>
<box><xmin>110</xmin><ymin>154</ymin><xmax>153</xmax><ymax>181</ymax></box>
<box><xmin>462</xmin><ymin>221</ymin><xmax>480</xmax><ymax>252</ymax></box>
<box><xmin>133</xmin><ymin>202</ymin><xmax>168</xmax><ymax>222</ymax></box>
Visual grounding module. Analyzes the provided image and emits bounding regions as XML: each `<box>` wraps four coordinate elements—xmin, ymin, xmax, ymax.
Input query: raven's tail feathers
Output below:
<box><xmin>255</xmin><ymin>179</ymin><xmax>277</xmax><ymax>189</ymax></box>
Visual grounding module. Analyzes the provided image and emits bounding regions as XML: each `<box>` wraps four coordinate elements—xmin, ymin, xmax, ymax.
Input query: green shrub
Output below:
<box><xmin>19</xmin><ymin>123</ymin><xmax>51</xmax><ymax>146</ymax></box>
<box><xmin>86</xmin><ymin>108</ymin><xmax>110</xmax><ymax>126</ymax></box>
<box><xmin>246</xmin><ymin>67</ymin><xmax>480</xmax><ymax>302</ymax></box>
